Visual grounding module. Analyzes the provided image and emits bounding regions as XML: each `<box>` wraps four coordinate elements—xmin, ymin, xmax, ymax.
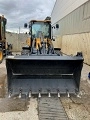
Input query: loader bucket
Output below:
<box><xmin>6</xmin><ymin>55</ymin><xmax>83</xmax><ymax>95</ymax></box>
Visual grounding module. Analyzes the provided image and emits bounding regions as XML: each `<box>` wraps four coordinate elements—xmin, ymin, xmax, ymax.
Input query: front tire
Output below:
<box><xmin>0</xmin><ymin>48</ymin><xmax>3</xmax><ymax>64</ymax></box>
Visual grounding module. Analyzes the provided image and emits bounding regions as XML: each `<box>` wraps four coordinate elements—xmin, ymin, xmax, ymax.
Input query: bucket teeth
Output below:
<box><xmin>38</xmin><ymin>92</ymin><xmax>41</xmax><ymax>98</ymax></box>
<box><xmin>8</xmin><ymin>89</ymin><xmax>12</xmax><ymax>98</ymax></box>
<box><xmin>67</xmin><ymin>90</ymin><xmax>70</xmax><ymax>98</ymax></box>
<box><xmin>48</xmin><ymin>90</ymin><xmax>51</xmax><ymax>98</ymax></box>
<box><xmin>8</xmin><ymin>93</ymin><xmax>11</xmax><ymax>98</ymax></box>
<box><xmin>29</xmin><ymin>90</ymin><xmax>32</xmax><ymax>98</ymax></box>
<box><xmin>57</xmin><ymin>89</ymin><xmax>60</xmax><ymax>98</ymax></box>
<box><xmin>68</xmin><ymin>93</ymin><xmax>70</xmax><ymax>98</ymax></box>
<box><xmin>77</xmin><ymin>93</ymin><xmax>81</xmax><ymax>98</ymax></box>
<box><xmin>58</xmin><ymin>92</ymin><xmax>60</xmax><ymax>98</ymax></box>
<box><xmin>19</xmin><ymin>89</ymin><xmax>22</xmax><ymax>98</ymax></box>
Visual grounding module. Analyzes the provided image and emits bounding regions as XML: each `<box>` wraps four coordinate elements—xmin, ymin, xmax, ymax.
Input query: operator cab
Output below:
<box><xmin>30</xmin><ymin>20</ymin><xmax>51</xmax><ymax>40</ymax></box>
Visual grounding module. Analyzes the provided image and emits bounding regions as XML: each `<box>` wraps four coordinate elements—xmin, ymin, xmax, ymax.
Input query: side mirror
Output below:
<box><xmin>24</xmin><ymin>23</ymin><xmax>28</xmax><ymax>28</ymax></box>
<box><xmin>56</xmin><ymin>24</ymin><xmax>59</xmax><ymax>29</ymax></box>
<box><xmin>4</xmin><ymin>18</ymin><xmax>7</xmax><ymax>25</ymax></box>
<box><xmin>29</xmin><ymin>24</ymin><xmax>31</xmax><ymax>28</ymax></box>
<box><xmin>29</xmin><ymin>32</ymin><xmax>31</xmax><ymax>35</ymax></box>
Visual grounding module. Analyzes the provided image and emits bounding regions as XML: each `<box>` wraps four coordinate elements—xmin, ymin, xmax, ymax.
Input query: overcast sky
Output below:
<box><xmin>0</xmin><ymin>0</ymin><xmax>56</xmax><ymax>33</ymax></box>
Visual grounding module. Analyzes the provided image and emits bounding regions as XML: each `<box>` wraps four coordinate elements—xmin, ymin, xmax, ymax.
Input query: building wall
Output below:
<box><xmin>52</xmin><ymin>36</ymin><xmax>62</xmax><ymax>48</ymax></box>
<box><xmin>51</xmin><ymin>0</ymin><xmax>89</xmax><ymax>24</ymax></box>
<box><xmin>52</xmin><ymin>0</ymin><xmax>90</xmax><ymax>35</ymax></box>
<box><xmin>62</xmin><ymin>33</ymin><xmax>90</xmax><ymax>64</ymax></box>
<box><xmin>51</xmin><ymin>0</ymin><xmax>90</xmax><ymax>65</ymax></box>
<box><xmin>6</xmin><ymin>32</ymin><xmax>28</xmax><ymax>52</ymax></box>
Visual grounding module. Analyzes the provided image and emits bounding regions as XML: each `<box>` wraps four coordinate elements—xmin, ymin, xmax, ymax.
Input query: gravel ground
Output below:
<box><xmin>0</xmin><ymin>98</ymin><xmax>39</xmax><ymax>120</ymax></box>
<box><xmin>0</xmin><ymin>59</ymin><xmax>90</xmax><ymax>120</ymax></box>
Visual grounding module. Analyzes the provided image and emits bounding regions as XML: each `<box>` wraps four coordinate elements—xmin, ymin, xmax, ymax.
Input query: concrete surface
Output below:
<box><xmin>60</xmin><ymin>63</ymin><xmax>90</xmax><ymax>120</ymax></box>
<box><xmin>0</xmin><ymin>60</ymin><xmax>39</xmax><ymax>120</ymax></box>
<box><xmin>0</xmin><ymin>59</ymin><xmax>90</xmax><ymax>120</ymax></box>
<box><xmin>0</xmin><ymin>98</ymin><xmax>39</xmax><ymax>120</ymax></box>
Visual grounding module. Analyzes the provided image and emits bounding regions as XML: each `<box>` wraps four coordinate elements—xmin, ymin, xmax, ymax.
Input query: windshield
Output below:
<box><xmin>32</xmin><ymin>22</ymin><xmax>50</xmax><ymax>38</ymax></box>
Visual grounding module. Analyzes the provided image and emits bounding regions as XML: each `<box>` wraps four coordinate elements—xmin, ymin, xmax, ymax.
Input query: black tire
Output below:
<box><xmin>0</xmin><ymin>48</ymin><xmax>3</xmax><ymax>64</ymax></box>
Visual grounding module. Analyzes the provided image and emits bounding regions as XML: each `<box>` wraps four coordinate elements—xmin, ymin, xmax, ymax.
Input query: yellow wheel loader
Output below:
<box><xmin>6</xmin><ymin>20</ymin><xmax>83</xmax><ymax>97</ymax></box>
<box><xmin>0</xmin><ymin>15</ymin><xmax>12</xmax><ymax>63</ymax></box>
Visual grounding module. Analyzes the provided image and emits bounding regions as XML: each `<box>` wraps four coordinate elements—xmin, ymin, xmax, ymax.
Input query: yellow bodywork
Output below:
<box><xmin>0</xmin><ymin>50</ymin><xmax>3</xmax><ymax>61</ymax></box>
<box><xmin>26</xmin><ymin>37</ymin><xmax>53</xmax><ymax>50</ymax></box>
<box><xmin>26</xmin><ymin>38</ymin><xmax>31</xmax><ymax>46</ymax></box>
<box><xmin>36</xmin><ymin>38</ymin><xmax>41</xmax><ymax>50</ymax></box>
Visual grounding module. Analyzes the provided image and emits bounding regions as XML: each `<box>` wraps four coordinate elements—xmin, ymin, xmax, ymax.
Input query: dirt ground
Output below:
<box><xmin>0</xmin><ymin>59</ymin><xmax>90</xmax><ymax>120</ymax></box>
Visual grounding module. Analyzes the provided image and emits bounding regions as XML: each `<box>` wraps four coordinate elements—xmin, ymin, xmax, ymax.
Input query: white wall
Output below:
<box><xmin>51</xmin><ymin>0</ymin><xmax>90</xmax><ymax>65</ymax></box>
<box><xmin>51</xmin><ymin>0</ymin><xmax>89</xmax><ymax>24</ymax></box>
<box><xmin>6</xmin><ymin>32</ymin><xmax>28</xmax><ymax>51</ymax></box>
<box><xmin>52</xmin><ymin>0</ymin><xmax>90</xmax><ymax>36</ymax></box>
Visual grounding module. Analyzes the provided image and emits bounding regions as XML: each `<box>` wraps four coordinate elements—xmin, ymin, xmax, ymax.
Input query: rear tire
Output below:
<box><xmin>0</xmin><ymin>48</ymin><xmax>3</xmax><ymax>64</ymax></box>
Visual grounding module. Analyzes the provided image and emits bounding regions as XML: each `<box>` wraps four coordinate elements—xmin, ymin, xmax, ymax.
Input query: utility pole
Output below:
<box><xmin>17</xmin><ymin>27</ymin><xmax>20</xmax><ymax>52</ymax></box>
<box><xmin>19</xmin><ymin>27</ymin><xmax>20</xmax><ymax>34</ymax></box>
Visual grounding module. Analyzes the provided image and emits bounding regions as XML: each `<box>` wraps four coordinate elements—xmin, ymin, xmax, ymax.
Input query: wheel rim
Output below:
<box><xmin>0</xmin><ymin>51</ymin><xmax>3</xmax><ymax>61</ymax></box>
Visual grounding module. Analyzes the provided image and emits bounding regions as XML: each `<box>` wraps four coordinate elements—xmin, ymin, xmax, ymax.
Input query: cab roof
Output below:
<box><xmin>30</xmin><ymin>20</ymin><xmax>51</xmax><ymax>23</ymax></box>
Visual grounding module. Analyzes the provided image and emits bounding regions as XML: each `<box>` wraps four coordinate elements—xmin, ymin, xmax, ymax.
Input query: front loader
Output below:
<box><xmin>0</xmin><ymin>15</ymin><xmax>12</xmax><ymax>63</ymax></box>
<box><xmin>6</xmin><ymin>20</ymin><xmax>83</xmax><ymax>97</ymax></box>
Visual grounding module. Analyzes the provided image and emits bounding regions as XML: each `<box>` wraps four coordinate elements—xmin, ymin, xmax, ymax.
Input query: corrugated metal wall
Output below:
<box><xmin>52</xmin><ymin>0</ymin><xmax>90</xmax><ymax>36</ymax></box>
<box><xmin>51</xmin><ymin>0</ymin><xmax>90</xmax><ymax>65</ymax></box>
<box><xmin>51</xmin><ymin>0</ymin><xmax>89</xmax><ymax>24</ymax></box>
